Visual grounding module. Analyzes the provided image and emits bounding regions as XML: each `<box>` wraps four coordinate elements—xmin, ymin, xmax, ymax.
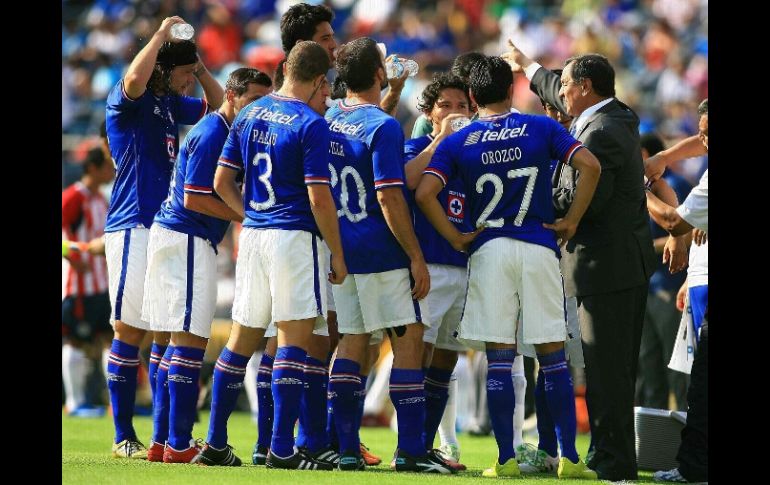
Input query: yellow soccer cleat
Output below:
<box><xmin>482</xmin><ymin>458</ymin><xmax>521</xmax><ymax>478</ymax></box>
<box><xmin>112</xmin><ymin>439</ymin><xmax>149</xmax><ymax>459</ymax></box>
<box><xmin>557</xmin><ymin>457</ymin><xmax>598</xmax><ymax>479</ymax></box>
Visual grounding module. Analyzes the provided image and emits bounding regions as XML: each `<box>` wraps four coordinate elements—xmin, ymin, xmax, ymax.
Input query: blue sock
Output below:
<box><xmin>297</xmin><ymin>356</ymin><xmax>329</xmax><ymax>452</ymax></box>
<box><xmin>206</xmin><ymin>347</ymin><xmax>249</xmax><ymax>449</ymax></box>
<box><xmin>256</xmin><ymin>353</ymin><xmax>274</xmax><ymax>449</ymax></box>
<box><xmin>538</xmin><ymin>349</ymin><xmax>578</xmax><ymax>463</ymax></box>
<box><xmin>151</xmin><ymin>345</ymin><xmax>175</xmax><ymax>444</ymax></box>
<box><xmin>389</xmin><ymin>368</ymin><xmax>426</xmax><ymax>457</ymax></box>
<box><xmin>271</xmin><ymin>346</ymin><xmax>307</xmax><ymax>457</ymax></box>
<box><xmin>148</xmin><ymin>343</ymin><xmax>167</xmax><ymax>401</ymax></box>
<box><xmin>107</xmin><ymin>339</ymin><xmax>140</xmax><ymax>443</ymax></box>
<box><xmin>329</xmin><ymin>358</ymin><xmax>361</xmax><ymax>454</ymax></box>
<box><xmin>355</xmin><ymin>375</ymin><xmax>368</xmax><ymax>432</ymax></box>
<box><xmin>422</xmin><ymin>367</ymin><xmax>452</xmax><ymax>451</ymax></box>
<box><xmin>535</xmin><ymin>369</ymin><xmax>558</xmax><ymax>457</ymax></box>
<box><xmin>168</xmin><ymin>346</ymin><xmax>205</xmax><ymax>450</ymax></box>
<box><xmin>486</xmin><ymin>348</ymin><xmax>516</xmax><ymax>464</ymax></box>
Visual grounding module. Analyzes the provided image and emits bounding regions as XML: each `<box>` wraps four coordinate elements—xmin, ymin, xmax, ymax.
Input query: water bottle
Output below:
<box><xmin>451</xmin><ymin>117</ymin><xmax>471</xmax><ymax>132</ymax></box>
<box><xmin>170</xmin><ymin>23</ymin><xmax>195</xmax><ymax>40</ymax></box>
<box><xmin>385</xmin><ymin>58</ymin><xmax>419</xmax><ymax>79</ymax></box>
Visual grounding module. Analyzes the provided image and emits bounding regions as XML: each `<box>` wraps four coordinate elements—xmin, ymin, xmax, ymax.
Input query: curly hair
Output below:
<box><xmin>280</xmin><ymin>3</ymin><xmax>334</xmax><ymax>54</ymax></box>
<box><xmin>416</xmin><ymin>73</ymin><xmax>470</xmax><ymax>114</ymax></box>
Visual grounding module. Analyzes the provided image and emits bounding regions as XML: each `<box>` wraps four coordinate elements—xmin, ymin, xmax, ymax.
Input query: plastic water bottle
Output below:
<box><xmin>385</xmin><ymin>58</ymin><xmax>419</xmax><ymax>79</ymax></box>
<box><xmin>451</xmin><ymin>117</ymin><xmax>471</xmax><ymax>132</ymax></box>
<box><xmin>170</xmin><ymin>23</ymin><xmax>195</xmax><ymax>40</ymax></box>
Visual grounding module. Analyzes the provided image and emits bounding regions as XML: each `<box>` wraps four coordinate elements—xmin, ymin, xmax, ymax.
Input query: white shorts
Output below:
<box><xmin>232</xmin><ymin>228</ymin><xmax>327</xmax><ymax>331</ymax></box>
<box><xmin>264</xmin><ymin>321</ymin><xmax>329</xmax><ymax>338</ymax></box>
<box><xmin>323</xmin><ymin>241</ymin><xmax>336</xmax><ymax>313</ymax></box>
<box><xmin>332</xmin><ymin>268</ymin><xmax>431</xmax><ymax>339</ymax></box>
<box><xmin>105</xmin><ymin>227</ymin><xmax>150</xmax><ymax>330</ymax></box>
<box><xmin>423</xmin><ymin>264</ymin><xmax>467</xmax><ymax>351</ymax></box>
<box><xmin>516</xmin><ymin>296</ymin><xmax>584</xmax><ymax>367</ymax></box>
<box><xmin>140</xmin><ymin>225</ymin><xmax>217</xmax><ymax>339</ymax></box>
<box><xmin>458</xmin><ymin>238</ymin><xmax>567</xmax><ymax>346</ymax></box>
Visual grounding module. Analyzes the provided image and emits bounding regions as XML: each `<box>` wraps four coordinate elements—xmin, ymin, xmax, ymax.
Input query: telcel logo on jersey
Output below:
<box><xmin>251</xmin><ymin>106</ymin><xmax>298</xmax><ymax>125</ymax></box>
<box><xmin>328</xmin><ymin>118</ymin><xmax>364</xmax><ymax>137</ymax></box>
<box><xmin>480</xmin><ymin>124</ymin><xmax>528</xmax><ymax>142</ymax></box>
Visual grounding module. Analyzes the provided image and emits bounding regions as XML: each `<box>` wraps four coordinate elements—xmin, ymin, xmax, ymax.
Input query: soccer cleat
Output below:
<box><xmin>112</xmin><ymin>439</ymin><xmax>148</xmax><ymax>459</ymax></box>
<box><xmin>147</xmin><ymin>441</ymin><xmax>166</xmax><ymax>462</ymax></box>
<box><xmin>68</xmin><ymin>404</ymin><xmax>106</xmax><ymax>418</ymax></box>
<box><xmin>482</xmin><ymin>458</ymin><xmax>521</xmax><ymax>478</ymax></box>
<box><xmin>653</xmin><ymin>468</ymin><xmax>689</xmax><ymax>483</ymax></box>
<box><xmin>265</xmin><ymin>448</ymin><xmax>334</xmax><ymax>470</ymax></box>
<box><xmin>338</xmin><ymin>452</ymin><xmax>366</xmax><ymax>471</ymax></box>
<box><xmin>428</xmin><ymin>449</ymin><xmax>466</xmax><ymax>471</ymax></box>
<box><xmin>252</xmin><ymin>443</ymin><xmax>269</xmax><ymax>465</ymax></box>
<box><xmin>392</xmin><ymin>448</ymin><xmax>455</xmax><ymax>474</ymax></box>
<box><xmin>307</xmin><ymin>446</ymin><xmax>340</xmax><ymax>467</ymax></box>
<box><xmin>162</xmin><ymin>439</ymin><xmax>203</xmax><ymax>463</ymax></box>
<box><xmin>557</xmin><ymin>457</ymin><xmax>598</xmax><ymax>479</ymax></box>
<box><xmin>517</xmin><ymin>444</ymin><xmax>559</xmax><ymax>474</ymax></box>
<box><xmin>194</xmin><ymin>443</ymin><xmax>242</xmax><ymax>466</ymax></box>
<box><xmin>359</xmin><ymin>442</ymin><xmax>381</xmax><ymax>466</ymax></box>
<box><xmin>437</xmin><ymin>442</ymin><xmax>461</xmax><ymax>463</ymax></box>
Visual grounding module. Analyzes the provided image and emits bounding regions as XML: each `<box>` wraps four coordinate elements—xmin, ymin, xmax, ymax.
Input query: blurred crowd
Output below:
<box><xmin>63</xmin><ymin>0</ymin><xmax>707</xmax><ymax>187</ymax></box>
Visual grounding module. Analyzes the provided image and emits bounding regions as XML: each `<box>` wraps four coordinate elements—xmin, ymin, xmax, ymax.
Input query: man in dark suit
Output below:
<box><xmin>504</xmin><ymin>42</ymin><xmax>657</xmax><ymax>481</ymax></box>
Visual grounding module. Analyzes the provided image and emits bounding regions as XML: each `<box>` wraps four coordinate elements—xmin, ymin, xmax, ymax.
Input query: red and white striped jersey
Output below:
<box><xmin>62</xmin><ymin>181</ymin><xmax>109</xmax><ymax>299</ymax></box>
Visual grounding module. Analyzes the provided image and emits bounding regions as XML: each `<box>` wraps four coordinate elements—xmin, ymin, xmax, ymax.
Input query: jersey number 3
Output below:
<box><xmin>249</xmin><ymin>153</ymin><xmax>276</xmax><ymax>211</ymax></box>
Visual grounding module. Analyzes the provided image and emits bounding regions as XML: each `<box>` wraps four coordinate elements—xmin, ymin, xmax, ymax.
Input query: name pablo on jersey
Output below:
<box><xmin>250</xmin><ymin>129</ymin><xmax>278</xmax><ymax>146</ymax></box>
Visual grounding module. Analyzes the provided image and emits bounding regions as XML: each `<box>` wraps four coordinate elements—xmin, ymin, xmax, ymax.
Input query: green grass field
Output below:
<box><xmin>63</xmin><ymin>411</ymin><xmax>655</xmax><ymax>484</ymax></box>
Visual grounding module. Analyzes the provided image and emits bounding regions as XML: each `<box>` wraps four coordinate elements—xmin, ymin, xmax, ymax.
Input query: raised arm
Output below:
<box><xmin>123</xmin><ymin>16</ymin><xmax>186</xmax><ymax>100</ymax></box>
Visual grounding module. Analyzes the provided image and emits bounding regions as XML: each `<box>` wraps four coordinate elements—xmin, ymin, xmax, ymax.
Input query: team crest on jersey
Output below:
<box><xmin>165</xmin><ymin>134</ymin><xmax>177</xmax><ymax>161</ymax></box>
<box><xmin>464</xmin><ymin>130</ymin><xmax>483</xmax><ymax>145</ymax></box>
<box><xmin>446</xmin><ymin>191</ymin><xmax>465</xmax><ymax>222</ymax></box>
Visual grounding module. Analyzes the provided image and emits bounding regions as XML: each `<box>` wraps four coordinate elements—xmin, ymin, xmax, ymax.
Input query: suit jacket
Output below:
<box><xmin>532</xmin><ymin>67</ymin><xmax>657</xmax><ymax>297</ymax></box>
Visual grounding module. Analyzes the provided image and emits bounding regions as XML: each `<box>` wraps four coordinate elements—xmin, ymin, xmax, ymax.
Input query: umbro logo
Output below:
<box><xmin>106</xmin><ymin>373</ymin><xmax>126</xmax><ymax>382</ymax></box>
<box><xmin>168</xmin><ymin>374</ymin><xmax>193</xmax><ymax>384</ymax></box>
<box><xmin>227</xmin><ymin>382</ymin><xmax>244</xmax><ymax>390</ymax></box>
<box><xmin>464</xmin><ymin>130</ymin><xmax>483</xmax><ymax>145</ymax></box>
<box><xmin>398</xmin><ymin>396</ymin><xmax>426</xmax><ymax>405</ymax></box>
<box><xmin>274</xmin><ymin>377</ymin><xmax>303</xmax><ymax>385</ymax></box>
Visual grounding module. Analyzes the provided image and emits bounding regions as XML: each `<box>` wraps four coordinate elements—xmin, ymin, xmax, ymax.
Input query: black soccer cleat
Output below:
<box><xmin>194</xmin><ymin>443</ymin><xmax>242</xmax><ymax>466</ymax></box>
<box><xmin>265</xmin><ymin>448</ymin><xmax>334</xmax><ymax>471</ymax></box>
<box><xmin>252</xmin><ymin>443</ymin><xmax>268</xmax><ymax>465</ymax></box>
<box><xmin>338</xmin><ymin>451</ymin><xmax>366</xmax><ymax>471</ymax></box>
<box><xmin>392</xmin><ymin>448</ymin><xmax>456</xmax><ymax>474</ymax></box>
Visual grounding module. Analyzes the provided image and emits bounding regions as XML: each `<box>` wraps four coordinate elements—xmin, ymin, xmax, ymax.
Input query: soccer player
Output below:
<box><xmin>140</xmin><ymin>67</ymin><xmax>271</xmax><ymax>464</ymax></box>
<box><xmin>325</xmin><ymin>37</ymin><xmax>452</xmax><ymax>474</ymax></box>
<box><xmin>62</xmin><ymin>146</ymin><xmax>115</xmax><ymax>416</ymax></box>
<box><xmin>416</xmin><ymin>56</ymin><xmax>601</xmax><ymax>479</ymax></box>
<box><xmin>210</xmin><ymin>40</ymin><xmax>346</xmax><ymax>471</ymax></box>
<box><xmin>104</xmin><ymin>16</ymin><xmax>223</xmax><ymax>459</ymax></box>
<box><xmin>277</xmin><ymin>4</ymin><xmax>387</xmax><ymax>467</ymax></box>
<box><xmin>402</xmin><ymin>73</ymin><xmax>474</xmax><ymax>471</ymax></box>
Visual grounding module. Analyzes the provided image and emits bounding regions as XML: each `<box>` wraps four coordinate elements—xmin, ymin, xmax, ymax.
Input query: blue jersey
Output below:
<box><xmin>105</xmin><ymin>80</ymin><xmax>207</xmax><ymax>232</ymax></box>
<box><xmin>154</xmin><ymin>112</ymin><xmax>232</xmax><ymax>247</ymax></box>
<box><xmin>326</xmin><ymin>100</ymin><xmax>409</xmax><ymax>274</ymax></box>
<box><xmin>404</xmin><ymin>135</ymin><xmax>468</xmax><ymax>268</ymax></box>
<box><xmin>426</xmin><ymin>112</ymin><xmax>583</xmax><ymax>256</ymax></box>
<box><xmin>218</xmin><ymin>93</ymin><xmax>331</xmax><ymax>234</ymax></box>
